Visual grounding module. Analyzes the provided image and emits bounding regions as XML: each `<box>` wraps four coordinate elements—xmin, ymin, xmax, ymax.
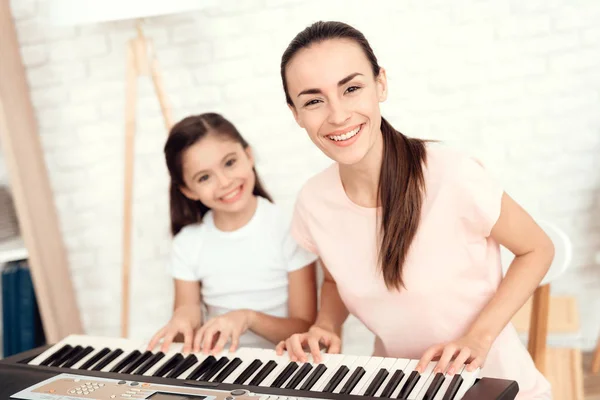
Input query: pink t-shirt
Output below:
<box><xmin>291</xmin><ymin>144</ymin><xmax>551</xmax><ymax>399</ymax></box>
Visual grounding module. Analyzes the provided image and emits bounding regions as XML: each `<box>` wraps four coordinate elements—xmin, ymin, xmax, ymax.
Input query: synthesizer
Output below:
<box><xmin>0</xmin><ymin>334</ymin><xmax>519</xmax><ymax>400</ymax></box>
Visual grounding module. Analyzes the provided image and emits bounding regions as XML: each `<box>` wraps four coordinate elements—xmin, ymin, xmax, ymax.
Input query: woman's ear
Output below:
<box><xmin>376</xmin><ymin>67</ymin><xmax>388</xmax><ymax>103</ymax></box>
<box><xmin>288</xmin><ymin>103</ymin><xmax>305</xmax><ymax>128</ymax></box>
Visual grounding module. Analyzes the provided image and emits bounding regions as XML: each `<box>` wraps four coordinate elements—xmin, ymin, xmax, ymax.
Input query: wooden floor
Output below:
<box><xmin>584</xmin><ymin>352</ymin><xmax>600</xmax><ymax>400</ymax></box>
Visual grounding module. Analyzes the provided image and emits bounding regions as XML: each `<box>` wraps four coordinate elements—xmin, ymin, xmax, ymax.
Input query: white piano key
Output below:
<box><xmin>311</xmin><ymin>354</ymin><xmax>346</xmax><ymax>391</ymax></box>
<box><xmin>99</xmin><ymin>342</ymin><xmax>146</xmax><ymax>372</ymax></box>
<box><xmin>295</xmin><ymin>353</ymin><xmax>330</xmax><ymax>390</ymax></box>
<box><xmin>409</xmin><ymin>361</ymin><xmax>437</xmax><ymax>400</ymax></box>
<box><xmin>453</xmin><ymin>367</ymin><xmax>480</xmax><ymax>400</ymax></box>
<box><xmin>358</xmin><ymin>357</ymin><xmax>395</xmax><ymax>396</ymax></box>
<box><xmin>391</xmin><ymin>359</ymin><xmax>420</xmax><ymax>398</ymax></box>
<box><xmin>143</xmin><ymin>349</ymin><xmax>183</xmax><ymax>377</ymax></box>
<box><xmin>324</xmin><ymin>355</ymin><xmax>357</xmax><ymax>393</ymax></box>
<box><xmin>28</xmin><ymin>334</ymin><xmax>88</xmax><ymax>366</ymax></box>
<box><xmin>222</xmin><ymin>348</ymin><xmax>254</xmax><ymax>383</ymax></box>
<box><xmin>332</xmin><ymin>355</ymin><xmax>363</xmax><ymax>394</ymax></box>
<box><xmin>351</xmin><ymin>356</ymin><xmax>384</xmax><ymax>395</ymax></box>
<box><xmin>259</xmin><ymin>349</ymin><xmax>291</xmax><ymax>387</ymax></box>
<box><xmin>433</xmin><ymin>366</ymin><xmax>465</xmax><ymax>400</ymax></box>
<box><xmin>374</xmin><ymin>358</ymin><xmax>411</xmax><ymax>397</ymax></box>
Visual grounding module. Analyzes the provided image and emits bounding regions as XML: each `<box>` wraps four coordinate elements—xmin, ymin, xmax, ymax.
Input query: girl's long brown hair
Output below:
<box><xmin>164</xmin><ymin>113</ymin><xmax>273</xmax><ymax>236</ymax></box>
<box><xmin>280</xmin><ymin>21</ymin><xmax>427</xmax><ymax>290</ymax></box>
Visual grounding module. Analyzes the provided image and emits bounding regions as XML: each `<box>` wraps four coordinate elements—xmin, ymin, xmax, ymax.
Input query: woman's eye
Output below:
<box><xmin>346</xmin><ymin>86</ymin><xmax>361</xmax><ymax>94</ymax></box>
<box><xmin>225</xmin><ymin>158</ymin><xmax>237</xmax><ymax>167</ymax></box>
<box><xmin>304</xmin><ymin>99</ymin><xmax>321</xmax><ymax>107</ymax></box>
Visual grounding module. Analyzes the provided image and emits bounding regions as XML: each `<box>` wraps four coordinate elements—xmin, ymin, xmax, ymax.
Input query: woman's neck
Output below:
<box><xmin>338</xmin><ymin>128</ymin><xmax>384</xmax><ymax>208</ymax></box>
<box><xmin>212</xmin><ymin>195</ymin><xmax>258</xmax><ymax>232</ymax></box>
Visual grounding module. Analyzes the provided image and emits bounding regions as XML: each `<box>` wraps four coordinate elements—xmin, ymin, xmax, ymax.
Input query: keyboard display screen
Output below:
<box><xmin>147</xmin><ymin>392</ymin><xmax>208</xmax><ymax>400</ymax></box>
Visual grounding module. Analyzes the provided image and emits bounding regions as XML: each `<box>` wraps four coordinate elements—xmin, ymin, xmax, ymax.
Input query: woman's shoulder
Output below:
<box><xmin>296</xmin><ymin>162</ymin><xmax>340</xmax><ymax>203</ymax></box>
<box><xmin>424</xmin><ymin>142</ymin><xmax>494</xmax><ymax>183</ymax></box>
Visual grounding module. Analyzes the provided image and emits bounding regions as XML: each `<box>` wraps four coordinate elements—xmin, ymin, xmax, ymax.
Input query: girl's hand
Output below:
<box><xmin>193</xmin><ymin>310</ymin><xmax>252</xmax><ymax>354</ymax></box>
<box><xmin>147</xmin><ymin>304</ymin><xmax>202</xmax><ymax>354</ymax></box>
<box><xmin>275</xmin><ymin>325</ymin><xmax>341</xmax><ymax>363</ymax></box>
<box><xmin>415</xmin><ymin>334</ymin><xmax>493</xmax><ymax>375</ymax></box>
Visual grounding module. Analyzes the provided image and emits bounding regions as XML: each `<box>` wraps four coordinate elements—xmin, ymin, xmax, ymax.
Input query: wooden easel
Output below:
<box><xmin>121</xmin><ymin>22</ymin><xmax>173</xmax><ymax>338</ymax></box>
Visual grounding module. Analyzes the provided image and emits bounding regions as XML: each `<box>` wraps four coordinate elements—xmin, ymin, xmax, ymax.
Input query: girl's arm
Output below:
<box><xmin>247</xmin><ymin>261</ymin><xmax>319</xmax><ymax>343</ymax></box>
<box><xmin>417</xmin><ymin>192</ymin><xmax>554</xmax><ymax>374</ymax></box>
<box><xmin>148</xmin><ymin>279</ymin><xmax>203</xmax><ymax>353</ymax></box>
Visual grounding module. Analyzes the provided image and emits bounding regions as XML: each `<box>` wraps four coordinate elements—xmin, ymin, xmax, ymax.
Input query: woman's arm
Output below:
<box><xmin>466</xmin><ymin>192</ymin><xmax>554</xmax><ymax>342</ymax></box>
<box><xmin>247</xmin><ymin>261</ymin><xmax>319</xmax><ymax>343</ymax></box>
<box><xmin>417</xmin><ymin>192</ymin><xmax>554</xmax><ymax>373</ymax></box>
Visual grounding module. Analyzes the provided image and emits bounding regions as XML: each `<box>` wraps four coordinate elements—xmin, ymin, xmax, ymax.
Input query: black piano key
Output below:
<box><xmin>63</xmin><ymin>346</ymin><xmax>94</xmax><ymax>368</ymax></box>
<box><xmin>363</xmin><ymin>368</ymin><xmax>389</xmax><ymax>396</ymax></box>
<box><xmin>110</xmin><ymin>350</ymin><xmax>141</xmax><ymax>373</ymax></box>
<box><xmin>234</xmin><ymin>359</ymin><xmax>263</xmax><ymax>384</ymax></box>
<box><xmin>398</xmin><ymin>371</ymin><xmax>420</xmax><ymax>399</ymax></box>
<box><xmin>122</xmin><ymin>351</ymin><xmax>152</xmax><ymax>374</ymax></box>
<box><xmin>271</xmin><ymin>362</ymin><xmax>299</xmax><ymax>388</ymax></box>
<box><xmin>248</xmin><ymin>360</ymin><xmax>277</xmax><ymax>386</ymax></box>
<box><xmin>166</xmin><ymin>354</ymin><xmax>198</xmax><ymax>379</ymax></box>
<box><xmin>285</xmin><ymin>363</ymin><xmax>313</xmax><ymax>389</ymax></box>
<box><xmin>40</xmin><ymin>345</ymin><xmax>72</xmax><ymax>366</ymax></box>
<box><xmin>91</xmin><ymin>348</ymin><xmax>124</xmax><ymax>371</ymax></box>
<box><xmin>51</xmin><ymin>345</ymin><xmax>83</xmax><ymax>367</ymax></box>
<box><xmin>323</xmin><ymin>365</ymin><xmax>349</xmax><ymax>393</ymax></box>
<box><xmin>186</xmin><ymin>356</ymin><xmax>216</xmax><ymax>381</ymax></box>
<box><xmin>213</xmin><ymin>358</ymin><xmax>243</xmax><ymax>383</ymax></box>
<box><xmin>79</xmin><ymin>348</ymin><xmax>111</xmax><ymax>370</ymax></box>
<box><xmin>442</xmin><ymin>374</ymin><xmax>464</xmax><ymax>400</ymax></box>
<box><xmin>153</xmin><ymin>353</ymin><xmax>184</xmax><ymax>377</ymax></box>
<box><xmin>299</xmin><ymin>364</ymin><xmax>327</xmax><ymax>391</ymax></box>
<box><xmin>380</xmin><ymin>369</ymin><xmax>405</xmax><ymax>397</ymax></box>
<box><xmin>423</xmin><ymin>373</ymin><xmax>445</xmax><ymax>400</ymax></box>
<box><xmin>340</xmin><ymin>366</ymin><xmax>366</xmax><ymax>394</ymax></box>
<box><xmin>133</xmin><ymin>352</ymin><xmax>165</xmax><ymax>375</ymax></box>
<box><xmin>200</xmin><ymin>357</ymin><xmax>229</xmax><ymax>381</ymax></box>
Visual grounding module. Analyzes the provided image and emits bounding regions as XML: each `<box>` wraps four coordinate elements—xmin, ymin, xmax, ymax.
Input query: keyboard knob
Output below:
<box><xmin>230</xmin><ymin>390</ymin><xmax>249</xmax><ymax>396</ymax></box>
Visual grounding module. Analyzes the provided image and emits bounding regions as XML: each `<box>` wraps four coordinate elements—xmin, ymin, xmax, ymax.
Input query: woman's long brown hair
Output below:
<box><xmin>280</xmin><ymin>21</ymin><xmax>427</xmax><ymax>290</ymax></box>
<box><xmin>164</xmin><ymin>113</ymin><xmax>273</xmax><ymax>236</ymax></box>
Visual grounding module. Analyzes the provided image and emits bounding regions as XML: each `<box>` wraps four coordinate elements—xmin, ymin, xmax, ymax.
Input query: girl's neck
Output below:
<box><xmin>212</xmin><ymin>195</ymin><xmax>259</xmax><ymax>232</ymax></box>
<box><xmin>338</xmin><ymin>127</ymin><xmax>384</xmax><ymax>208</ymax></box>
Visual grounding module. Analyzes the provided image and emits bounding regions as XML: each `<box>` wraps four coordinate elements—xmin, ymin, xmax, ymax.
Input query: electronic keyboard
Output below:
<box><xmin>0</xmin><ymin>334</ymin><xmax>519</xmax><ymax>400</ymax></box>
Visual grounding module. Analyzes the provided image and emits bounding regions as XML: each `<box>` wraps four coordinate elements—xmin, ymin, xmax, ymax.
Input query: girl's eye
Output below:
<box><xmin>346</xmin><ymin>86</ymin><xmax>361</xmax><ymax>94</ymax></box>
<box><xmin>198</xmin><ymin>175</ymin><xmax>209</xmax><ymax>182</ymax></box>
<box><xmin>225</xmin><ymin>158</ymin><xmax>237</xmax><ymax>167</ymax></box>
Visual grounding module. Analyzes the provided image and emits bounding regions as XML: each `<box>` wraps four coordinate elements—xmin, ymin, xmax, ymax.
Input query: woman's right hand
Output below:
<box><xmin>147</xmin><ymin>304</ymin><xmax>202</xmax><ymax>354</ymax></box>
<box><xmin>275</xmin><ymin>325</ymin><xmax>341</xmax><ymax>363</ymax></box>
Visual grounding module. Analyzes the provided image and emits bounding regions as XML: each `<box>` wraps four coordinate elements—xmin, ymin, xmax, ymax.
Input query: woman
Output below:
<box><xmin>275</xmin><ymin>21</ymin><xmax>553</xmax><ymax>399</ymax></box>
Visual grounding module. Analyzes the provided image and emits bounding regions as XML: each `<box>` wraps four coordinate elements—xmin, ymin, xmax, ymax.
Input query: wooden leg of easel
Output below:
<box><xmin>149</xmin><ymin>50</ymin><xmax>173</xmax><ymax>131</ymax></box>
<box><xmin>592</xmin><ymin>335</ymin><xmax>600</xmax><ymax>374</ymax></box>
<box><xmin>528</xmin><ymin>284</ymin><xmax>550</xmax><ymax>375</ymax></box>
<box><xmin>121</xmin><ymin>40</ymin><xmax>138</xmax><ymax>338</ymax></box>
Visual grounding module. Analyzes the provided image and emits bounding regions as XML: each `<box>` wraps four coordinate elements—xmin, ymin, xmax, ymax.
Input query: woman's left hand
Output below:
<box><xmin>415</xmin><ymin>334</ymin><xmax>493</xmax><ymax>375</ymax></box>
<box><xmin>193</xmin><ymin>310</ymin><xmax>253</xmax><ymax>354</ymax></box>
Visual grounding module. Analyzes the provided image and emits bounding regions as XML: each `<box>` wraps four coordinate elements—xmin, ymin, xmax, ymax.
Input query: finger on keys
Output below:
<box><xmin>147</xmin><ymin>326</ymin><xmax>166</xmax><ymax>351</ymax></box>
<box><xmin>181</xmin><ymin>326</ymin><xmax>194</xmax><ymax>355</ymax></box>
<box><xmin>229</xmin><ymin>334</ymin><xmax>240</xmax><ymax>352</ymax></box>
<box><xmin>202</xmin><ymin>328</ymin><xmax>218</xmax><ymax>354</ymax></box>
<box><xmin>326</xmin><ymin>334</ymin><xmax>341</xmax><ymax>355</ymax></box>
<box><xmin>192</xmin><ymin>326</ymin><xmax>205</xmax><ymax>353</ymax></box>
<box><xmin>275</xmin><ymin>340</ymin><xmax>286</xmax><ymax>355</ymax></box>
<box><xmin>211</xmin><ymin>331</ymin><xmax>229</xmax><ymax>355</ymax></box>
<box><xmin>416</xmin><ymin>343</ymin><xmax>443</xmax><ymax>373</ymax></box>
<box><xmin>433</xmin><ymin>344</ymin><xmax>457</xmax><ymax>374</ymax></box>
<box><xmin>290</xmin><ymin>334</ymin><xmax>307</xmax><ymax>362</ymax></box>
<box><xmin>466</xmin><ymin>356</ymin><xmax>482</xmax><ymax>372</ymax></box>
<box><xmin>446</xmin><ymin>347</ymin><xmax>471</xmax><ymax>376</ymax></box>
<box><xmin>161</xmin><ymin>329</ymin><xmax>178</xmax><ymax>353</ymax></box>
<box><xmin>307</xmin><ymin>337</ymin><xmax>321</xmax><ymax>363</ymax></box>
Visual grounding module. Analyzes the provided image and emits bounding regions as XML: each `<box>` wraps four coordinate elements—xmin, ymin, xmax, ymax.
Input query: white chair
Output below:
<box><xmin>500</xmin><ymin>220</ymin><xmax>574</xmax><ymax>375</ymax></box>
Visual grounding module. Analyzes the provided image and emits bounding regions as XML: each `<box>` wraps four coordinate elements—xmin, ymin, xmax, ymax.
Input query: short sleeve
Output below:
<box><xmin>455</xmin><ymin>156</ymin><xmax>504</xmax><ymax>237</ymax></box>
<box><xmin>166</xmin><ymin>228</ymin><xmax>201</xmax><ymax>281</ymax></box>
<box><xmin>290</xmin><ymin>190</ymin><xmax>319</xmax><ymax>255</ymax></box>
<box><xmin>283</xmin><ymin>227</ymin><xmax>318</xmax><ymax>272</ymax></box>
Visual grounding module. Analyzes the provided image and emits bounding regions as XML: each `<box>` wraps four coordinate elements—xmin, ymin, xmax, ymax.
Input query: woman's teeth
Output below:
<box><xmin>328</xmin><ymin>125</ymin><xmax>361</xmax><ymax>141</ymax></box>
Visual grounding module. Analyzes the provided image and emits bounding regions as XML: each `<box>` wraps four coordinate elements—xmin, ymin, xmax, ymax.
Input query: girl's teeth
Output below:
<box><xmin>329</xmin><ymin>125</ymin><xmax>361</xmax><ymax>141</ymax></box>
<box><xmin>223</xmin><ymin>188</ymin><xmax>240</xmax><ymax>200</ymax></box>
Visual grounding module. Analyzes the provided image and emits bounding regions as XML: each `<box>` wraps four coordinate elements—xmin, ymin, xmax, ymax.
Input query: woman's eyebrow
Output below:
<box><xmin>297</xmin><ymin>72</ymin><xmax>364</xmax><ymax>97</ymax></box>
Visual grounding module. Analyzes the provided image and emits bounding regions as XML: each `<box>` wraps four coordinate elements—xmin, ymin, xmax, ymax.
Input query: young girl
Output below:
<box><xmin>275</xmin><ymin>21</ymin><xmax>553</xmax><ymax>399</ymax></box>
<box><xmin>147</xmin><ymin>112</ymin><xmax>318</xmax><ymax>356</ymax></box>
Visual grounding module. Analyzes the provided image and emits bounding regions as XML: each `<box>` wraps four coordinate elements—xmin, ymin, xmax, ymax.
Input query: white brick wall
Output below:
<box><xmin>3</xmin><ymin>0</ymin><xmax>600</xmax><ymax>353</ymax></box>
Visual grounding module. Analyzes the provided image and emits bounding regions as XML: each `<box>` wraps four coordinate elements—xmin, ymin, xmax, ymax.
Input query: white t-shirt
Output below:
<box><xmin>167</xmin><ymin>196</ymin><xmax>317</xmax><ymax>348</ymax></box>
